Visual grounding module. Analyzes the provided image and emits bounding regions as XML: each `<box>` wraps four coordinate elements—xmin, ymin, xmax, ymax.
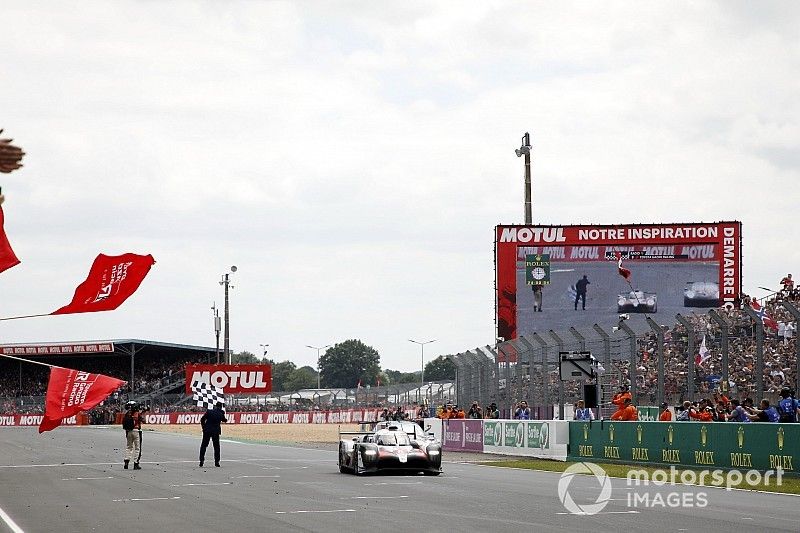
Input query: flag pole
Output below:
<box><xmin>0</xmin><ymin>313</ymin><xmax>51</xmax><ymax>322</ymax></box>
<box><xmin>0</xmin><ymin>352</ymin><xmax>58</xmax><ymax>368</ymax></box>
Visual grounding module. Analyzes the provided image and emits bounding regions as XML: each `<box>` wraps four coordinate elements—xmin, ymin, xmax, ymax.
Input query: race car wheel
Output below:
<box><xmin>423</xmin><ymin>471</ymin><xmax>441</xmax><ymax>476</ymax></box>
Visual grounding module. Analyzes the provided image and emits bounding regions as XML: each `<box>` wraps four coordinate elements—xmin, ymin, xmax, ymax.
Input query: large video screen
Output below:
<box><xmin>495</xmin><ymin>222</ymin><xmax>742</xmax><ymax>341</ymax></box>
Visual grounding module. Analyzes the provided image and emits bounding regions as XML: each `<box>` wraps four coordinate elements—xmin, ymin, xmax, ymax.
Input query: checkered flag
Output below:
<box><xmin>191</xmin><ymin>381</ymin><xmax>225</xmax><ymax>411</ymax></box>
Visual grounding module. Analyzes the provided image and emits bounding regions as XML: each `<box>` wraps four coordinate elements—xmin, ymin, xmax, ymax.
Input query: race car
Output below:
<box><xmin>617</xmin><ymin>290</ymin><xmax>657</xmax><ymax>313</ymax></box>
<box><xmin>684</xmin><ymin>281</ymin><xmax>720</xmax><ymax>307</ymax></box>
<box><xmin>338</xmin><ymin>422</ymin><xmax>442</xmax><ymax>475</ymax></box>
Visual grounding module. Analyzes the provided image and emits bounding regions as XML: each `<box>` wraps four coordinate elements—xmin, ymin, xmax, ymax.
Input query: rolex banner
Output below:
<box><xmin>569</xmin><ymin>421</ymin><xmax>799</xmax><ymax>472</ymax></box>
<box><xmin>525</xmin><ymin>254</ymin><xmax>550</xmax><ymax>286</ymax></box>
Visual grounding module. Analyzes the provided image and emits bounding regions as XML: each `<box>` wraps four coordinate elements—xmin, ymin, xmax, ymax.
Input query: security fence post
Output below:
<box><xmin>548</xmin><ymin>330</ymin><xmax>565</xmax><ymax>420</ymax></box>
<box><xmin>675</xmin><ymin>313</ymin><xmax>696</xmax><ymax>400</ymax></box>
<box><xmin>646</xmin><ymin>317</ymin><xmax>665</xmax><ymax>406</ymax></box>
<box><xmin>617</xmin><ymin>320</ymin><xmax>638</xmax><ymax>405</ymax></box>
<box><xmin>781</xmin><ymin>302</ymin><xmax>800</xmax><ymax>391</ymax></box>
<box><xmin>569</xmin><ymin>327</ymin><xmax>586</xmax><ymax>351</ymax></box>
<box><xmin>741</xmin><ymin>306</ymin><xmax>765</xmax><ymax>398</ymax></box>
<box><xmin>531</xmin><ymin>333</ymin><xmax>549</xmax><ymax>419</ymax></box>
<box><xmin>519</xmin><ymin>336</ymin><xmax>536</xmax><ymax>410</ymax></box>
<box><xmin>708</xmin><ymin>309</ymin><xmax>730</xmax><ymax>388</ymax></box>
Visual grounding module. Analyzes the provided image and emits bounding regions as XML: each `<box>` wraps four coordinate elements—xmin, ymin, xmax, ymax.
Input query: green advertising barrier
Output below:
<box><xmin>569</xmin><ymin>421</ymin><xmax>800</xmax><ymax>472</ymax></box>
<box><xmin>636</xmin><ymin>406</ymin><xmax>660</xmax><ymax>421</ymax></box>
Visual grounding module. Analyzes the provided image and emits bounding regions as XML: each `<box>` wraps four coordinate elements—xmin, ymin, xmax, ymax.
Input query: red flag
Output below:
<box><xmin>51</xmin><ymin>253</ymin><xmax>155</xmax><ymax>315</ymax></box>
<box><xmin>751</xmin><ymin>299</ymin><xmax>779</xmax><ymax>332</ymax></box>
<box><xmin>39</xmin><ymin>366</ymin><xmax>127</xmax><ymax>433</ymax></box>
<box><xmin>616</xmin><ymin>252</ymin><xmax>631</xmax><ymax>280</ymax></box>
<box><xmin>0</xmin><ymin>206</ymin><xmax>20</xmax><ymax>274</ymax></box>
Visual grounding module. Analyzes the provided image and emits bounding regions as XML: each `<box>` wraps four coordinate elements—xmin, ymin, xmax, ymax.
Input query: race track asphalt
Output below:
<box><xmin>0</xmin><ymin>427</ymin><xmax>798</xmax><ymax>533</ymax></box>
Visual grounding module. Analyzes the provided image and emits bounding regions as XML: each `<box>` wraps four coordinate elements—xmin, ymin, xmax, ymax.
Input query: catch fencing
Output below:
<box><xmin>446</xmin><ymin>301</ymin><xmax>800</xmax><ymax>419</ymax></box>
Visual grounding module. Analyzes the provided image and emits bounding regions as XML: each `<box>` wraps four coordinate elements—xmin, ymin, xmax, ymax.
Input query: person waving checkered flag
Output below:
<box><xmin>191</xmin><ymin>381</ymin><xmax>225</xmax><ymax>411</ymax></box>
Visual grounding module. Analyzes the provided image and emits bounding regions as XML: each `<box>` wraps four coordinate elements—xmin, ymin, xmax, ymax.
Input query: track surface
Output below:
<box><xmin>1</xmin><ymin>427</ymin><xmax>798</xmax><ymax>532</ymax></box>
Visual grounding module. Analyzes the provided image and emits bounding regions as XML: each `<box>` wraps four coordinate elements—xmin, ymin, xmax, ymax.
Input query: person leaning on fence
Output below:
<box><xmin>485</xmin><ymin>403</ymin><xmax>500</xmax><ymax>419</ymax></box>
<box><xmin>778</xmin><ymin>388</ymin><xmax>799</xmax><ymax>423</ymax></box>
<box><xmin>574</xmin><ymin>400</ymin><xmax>594</xmax><ymax>420</ymax></box>
<box><xmin>658</xmin><ymin>402</ymin><xmax>672</xmax><ymax>421</ymax></box>
<box><xmin>467</xmin><ymin>401</ymin><xmax>483</xmax><ymax>419</ymax></box>
<box><xmin>610</xmin><ymin>398</ymin><xmax>638</xmax><ymax>421</ymax></box>
<box><xmin>744</xmin><ymin>399</ymin><xmax>780</xmax><ymax>422</ymax></box>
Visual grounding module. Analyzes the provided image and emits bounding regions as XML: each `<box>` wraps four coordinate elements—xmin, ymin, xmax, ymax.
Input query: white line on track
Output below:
<box><xmin>346</xmin><ymin>496</ymin><xmax>409</xmax><ymax>500</ymax></box>
<box><xmin>262</xmin><ymin>466</ymin><xmax>309</xmax><ymax>470</ymax></box>
<box><xmin>275</xmin><ymin>510</ymin><xmax>356</xmax><ymax>515</ymax></box>
<box><xmin>363</xmin><ymin>481</ymin><xmax>422</xmax><ymax>486</ymax></box>
<box><xmin>231</xmin><ymin>475</ymin><xmax>280</xmax><ymax>479</ymax></box>
<box><xmin>171</xmin><ymin>482</ymin><xmax>233</xmax><ymax>487</ymax></box>
<box><xmin>112</xmin><ymin>497</ymin><xmax>181</xmax><ymax>502</ymax></box>
<box><xmin>556</xmin><ymin>510</ymin><xmax>640</xmax><ymax>515</ymax></box>
<box><xmin>61</xmin><ymin>476</ymin><xmax>115</xmax><ymax>481</ymax></box>
<box><xmin>0</xmin><ymin>505</ymin><xmax>25</xmax><ymax>533</ymax></box>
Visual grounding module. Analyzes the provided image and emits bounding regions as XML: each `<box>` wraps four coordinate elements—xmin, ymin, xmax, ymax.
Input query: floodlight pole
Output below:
<box><xmin>516</xmin><ymin>132</ymin><xmax>532</xmax><ymax>224</ymax></box>
<box><xmin>306</xmin><ymin>344</ymin><xmax>331</xmax><ymax>389</ymax></box>
<box><xmin>212</xmin><ymin>303</ymin><xmax>221</xmax><ymax>364</ymax></box>
<box><xmin>409</xmin><ymin>339</ymin><xmax>436</xmax><ymax>390</ymax></box>
<box><xmin>220</xmin><ymin>266</ymin><xmax>237</xmax><ymax>365</ymax></box>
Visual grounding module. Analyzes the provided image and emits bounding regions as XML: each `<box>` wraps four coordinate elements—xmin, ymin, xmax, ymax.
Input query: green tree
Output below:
<box><xmin>231</xmin><ymin>350</ymin><xmax>260</xmax><ymax>364</ymax></box>
<box><xmin>318</xmin><ymin>339</ymin><xmax>380</xmax><ymax>388</ymax></box>
<box><xmin>283</xmin><ymin>367</ymin><xmax>318</xmax><ymax>391</ymax></box>
<box><xmin>424</xmin><ymin>356</ymin><xmax>456</xmax><ymax>381</ymax></box>
<box><xmin>265</xmin><ymin>360</ymin><xmax>296</xmax><ymax>392</ymax></box>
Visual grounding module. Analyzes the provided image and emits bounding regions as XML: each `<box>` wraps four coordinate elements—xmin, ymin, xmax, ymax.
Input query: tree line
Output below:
<box><xmin>231</xmin><ymin>338</ymin><xmax>455</xmax><ymax>392</ymax></box>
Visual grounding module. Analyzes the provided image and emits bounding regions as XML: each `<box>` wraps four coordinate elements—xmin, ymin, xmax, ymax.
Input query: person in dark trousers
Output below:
<box><xmin>575</xmin><ymin>275</ymin><xmax>590</xmax><ymax>310</ymax></box>
<box><xmin>122</xmin><ymin>401</ymin><xmax>143</xmax><ymax>470</ymax></box>
<box><xmin>199</xmin><ymin>402</ymin><xmax>227</xmax><ymax>467</ymax></box>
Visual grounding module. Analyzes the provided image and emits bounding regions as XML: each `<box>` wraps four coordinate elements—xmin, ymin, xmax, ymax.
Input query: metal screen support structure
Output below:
<box><xmin>617</xmin><ymin>320</ymin><xmax>638</xmax><ymax>405</ymax></box>
<box><xmin>646</xmin><ymin>317</ymin><xmax>665</xmax><ymax>406</ymax></box>
<box><xmin>569</xmin><ymin>327</ymin><xmax>586</xmax><ymax>351</ymax></box>
<box><xmin>741</xmin><ymin>306</ymin><xmax>765</xmax><ymax>398</ymax></box>
<box><xmin>484</xmin><ymin>346</ymin><xmax>501</xmax><ymax>408</ymax></box>
<box><xmin>675</xmin><ymin>314</ymin><xmax>696</xmax><ymax>400</ymax></box>
<box><xmin>116</xmin><ymin>342</ymin><xmax>142</xmax><ymax>395</ymax></box>
<box><xmin>498</xmin><ymin>345</ymin><xmax>512</xmax><ymax>418</ymax></box>
<box><xmin>531</xmin><ymin>333</ymin><xmax>549</xmax><ymax>418</ymax></box>
<box><xmin>592</xmin><ymin>324</ymin><xmax>611</xmax><ymax>372</ymax></box>
<box><xmin>781</xmin><ymin>302</ymin><xmax>800</xmax><ymax>391</ymax></box>
<box><xmin>548</xmin><ymin>330</ymin><xmax>565</xmax><ymax>420</ymax></box>
<box><xmin>707</xmin><ymin>309</ymin><xmax>730</xmax><ymax>387</ymax></box>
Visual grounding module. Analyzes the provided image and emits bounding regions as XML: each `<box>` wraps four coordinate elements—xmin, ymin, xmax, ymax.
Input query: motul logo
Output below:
<box><xmin>176</xmin><ymin>413</ymin><xmax>203</xmax><ymax>424</ymax></box>
<box><xmin>499</xmin><ymin>227</ymin><xmax>566</xmax><ymax>243</ymax></box>
<box><xmin>189</xmin><ymin>371</ymin><xmax>269</xmax><ymax>391</ymax></box>
<box><xmin>292</xmin><ymin>413</ymin><xmax>309</xmax><ymax>424</ymax></box>
<box><xmin>239</xmin><ymin>413</ymin><xmax>263</xmax><ymax>424</ymax></box>
<box><xmin>145</xmin><ymin>414</ymin><xmax>170</xmax><ymax>424</ymax></box>
<box><xmin>20</xmin><ymin>415</ymin><xmax>43</xmax><ymax>425</ymax></box>
<box><xmin>0</xmin><ymin>416</ymin><xmax>16</xmax><ymax>426</ymax></box>
<box><xmin>266</xmin><ymin>413</ymin><xmax>289</xmax><ymax>423</ymax></box>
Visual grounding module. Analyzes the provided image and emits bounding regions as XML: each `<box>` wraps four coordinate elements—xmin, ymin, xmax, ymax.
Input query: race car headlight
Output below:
<box><xmin>686</xmin><ymin>291</ymin><xmax>695</xmax><ymax>298</ymax></box>
<box><xmin>427</xmin><ymin>449</ymin><xmax>440</xmax><ymax>456</ymax></box>
<box><xmin>363</xmin><ymin>449</ymin><xmax>377</xmax><ymax>456</ymax></box>
<box><xmin>646</xmin><ymin>298</ymin><xmax>655</xmax><ymax>306</ymax></box>
<box><xmin>618</xmin><ymin>298</ymin><xmax>625</xmax><ymax>306</ymax></box>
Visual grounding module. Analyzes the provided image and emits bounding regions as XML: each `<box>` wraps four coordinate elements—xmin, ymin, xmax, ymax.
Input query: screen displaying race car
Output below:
<box><xmin>338</xmin><ymin>422</ymin><xmax>442</xmax><ymax>475</ymax></box>
<box><xmin>683</xmin><ymin>281</ymin><xmax>720</xmax><ymax>307</ymax></box>
<box><xmin>617</xmin><ymin>290</ymin><xmax>657</xmax><ymax>313</ymax></box>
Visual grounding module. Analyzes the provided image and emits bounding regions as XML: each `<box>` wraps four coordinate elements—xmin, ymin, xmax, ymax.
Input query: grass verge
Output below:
<box><xmin>478</xmin><ymin>458</ymin><xmax>800</xmax><ymax>495</ymax></box>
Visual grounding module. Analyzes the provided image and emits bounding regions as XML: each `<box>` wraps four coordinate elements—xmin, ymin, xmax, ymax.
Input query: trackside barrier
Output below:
<box><xmin>439</xmin><ymin>419</ymin><xmax>569</xmax><ymax>461</ymax></box>
<box><xmin>568</xmin><ymin>421</ymin><xmax>800</xmax><ymax>472</ymax></box>
<box><xmin>0</xmin><ymin>415</ymin><xmax>78</xmax><ymax>427</ymax></box>
<box><xmin>138</xmin><ymin>409</ymin><xmax>386</xmax><ymax>425</ymax></box>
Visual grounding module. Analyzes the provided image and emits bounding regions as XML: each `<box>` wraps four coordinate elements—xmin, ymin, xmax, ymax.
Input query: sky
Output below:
<box><xmin>0</xmin><ymin>1</ymin><xmax>798</xmax><ymax>373</ymax></box>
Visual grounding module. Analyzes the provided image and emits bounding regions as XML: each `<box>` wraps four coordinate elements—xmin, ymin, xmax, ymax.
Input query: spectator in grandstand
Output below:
<box><xmin>784</xmin><ymin>321</ymin><xmax>795</xmax><ymax>346</ymax></box>
<box><xmin>393</xmin><ymin>406</ymin><xmax>407</xmax><ymax>421</ymax></box>
<box><xmin>438</xmin><ymin>404</ymin><xmax>453</xmax><ymax>419</ymax></box>
<box><xmin>658</xmin><ymin>402</ymin><xmax>672</xmax><ymax>421</ymax></box>
<box><xmin>379</xmin><ymin>408</ymin><xmax>391</xmax><ymax>421</ymax></box>
<box><xmin>416</xmin><ymin>404</ymin><xmax>429</xmax><ymax>420</ymax></box>
<box><xmin>688</xmin><ymin>404</ymin><xmax>714</xmax><ymax>422</ymax></box>
<box><xmin>744</xmin><ymin>399</ymin><xmax>780</xmax><ymax>422</ymax></box>
<box><xmin>574</xmin><ymin>275</ymin><xmax>590</xmax><ymax>311</ymax></box>
<box><xmin>778</xmin><ymin>388</ymin><xmax>799</xmax><ymax>423</ymax></box>
<box><xmin>781</xmin><ymin>274</ymin><xmax>794</xmax><ymax>295</ymax></box>
<box><xmin>574</xmin><ymin>400</ymin><xmax>594</xmax><ymax>420</ymax></box>
<box><xmin>199</xmin><ymin>402</ymin><xmax>227</xmax><ymax>467</ymax></box>
<box><xmin>485</xmin><ymin>403</ymin><xmax>500</xmax><ymax>419</ymax></box>
<box><xmin>514</xmin><ymin>401</ymin><xmax>531</xmax><ymax>420</ymax></box>
<box><xmin>452</xmin><ymin>405</ymin><xmax>466</xmax><ymax>419</ymax></box>
<box><xmin>467</xmin><ymin>401</ymin><xmax>483</xmax><ymax>419</ymax></box>
<box><xmin>610</xmin><ymin>398</ymin><xmax>638</xmax><ymax>421</ymax></box>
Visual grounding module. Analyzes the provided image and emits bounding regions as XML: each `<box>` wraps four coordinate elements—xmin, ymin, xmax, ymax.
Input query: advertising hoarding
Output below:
<box><xmin>185</xmin><ymin>364</ymin><xmax>273</xmax><ymax>394</ymax></box>
<box><xmin>495</xmin><ymin>222</ymin><xmax>742</xmax><ymax>342</ymax></box>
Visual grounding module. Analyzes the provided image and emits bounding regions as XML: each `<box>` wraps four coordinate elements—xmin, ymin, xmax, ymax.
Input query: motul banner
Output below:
<box><xmin>138</xmin><ymin>409</ymin><xmax>385</xmax><ymax>425</ymax></box>
<box><xmin>185</xmin><ymin>364</ymin><xmax>273</xmax><ymax>394</ymax></box>
<box><xmin>0</xmin><ymin>415</ymin><xmax>78</xmax><ymax>427</ymax></box>
<box><xmin>0</xmin><ymin>343</ymin><xmax>115</xmax><ymax>356</ymax></box>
